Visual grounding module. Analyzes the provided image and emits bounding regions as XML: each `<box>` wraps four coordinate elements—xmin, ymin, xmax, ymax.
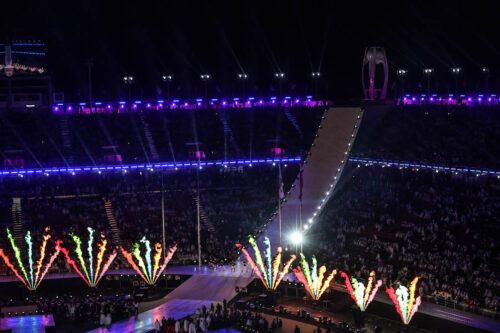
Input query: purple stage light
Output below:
<box><xmin>106</xmin><ymin>104</ymin><xmax>112</xmax><ymax>110</ymax></box>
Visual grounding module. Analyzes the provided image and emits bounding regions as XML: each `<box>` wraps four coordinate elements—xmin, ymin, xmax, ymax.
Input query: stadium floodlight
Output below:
<box><xmin>289</xmin><ymin>231</ymin><xmax>303</xmax><ymax>245</ymax></box>
<box><xmin>451</xmin><ymin>67</ymin><xmax>462</xmax><ymax>74</ymax></box>
<box><xmin>311</xmin><ymin>72</ymin><xmax>321</xmax><ymax>78</ymax></box>
<box><xmin>237</xmin><ymin>73</ymin><xmax>248</xmax><ymax>79</ymax></box>
<box><xmin>397</xmin><ymin>69</ymin><xmax>407</xmax><ymax>76</ymax></box>
<box><xmin>423</xmin><ymin>68</ymin><xmax>434</xmax><ymax>75</ymax></box>
<box><xmin>162</xmin><ymin>74</ymin><xmax>173</xmax><ymax>82</ymax></box>
<box><xmin>123</xmin><ymin>76</ymin><xmax>135</xmax><ymax>84</ymax></box>
<box><xmin>274</xmin><ymin>72</ymin><xmax>285</xmax><ymax>78</ymax></box>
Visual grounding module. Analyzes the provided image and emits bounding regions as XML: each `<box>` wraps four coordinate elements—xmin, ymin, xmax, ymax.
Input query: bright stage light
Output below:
<box><xmin>289</xmin><ymin>231</ymin><xmax>303</xmax><ymax>245</ymax></box>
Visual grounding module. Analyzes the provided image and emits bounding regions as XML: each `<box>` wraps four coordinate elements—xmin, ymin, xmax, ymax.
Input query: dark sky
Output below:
<box><xmin>2</xmin><ymin>0</ymin><xmax>499</xmax><ymax>101</ymax></box>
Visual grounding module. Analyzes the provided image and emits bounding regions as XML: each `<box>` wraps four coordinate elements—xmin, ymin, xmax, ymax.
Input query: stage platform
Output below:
<box><xmin>0</xmin><ymin>314</ymin><xmax>54</xmax><ymax>333</ymax></box>
<box><xmin>1</xmin><ymin>264</ymin><xmax>498</xmax><ymax>332</ymax></box>
<box><xmin>87</xmin><ymin>267</ymin><xmax>253</xmax><ymax>333</ymax></box>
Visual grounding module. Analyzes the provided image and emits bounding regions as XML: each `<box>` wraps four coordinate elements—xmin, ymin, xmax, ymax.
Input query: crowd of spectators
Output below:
<box><xmin>0</xmin><ymin>103</ymin><xmax>499</xmax><ymax>322</ymax></box>
<box><xmin>0</xmin><ymin>165</ymin><xmax>295</xmax><ymax>275</ymax></box>
<box><xmin>36</xmin><ymin>294</ymin><xmax>136</xmax><ymax>329</ymax></box>
<box><xmin>309</xmin><ymin>163</ymin><xmax>499</xmax><ymax>313</ymax></box>
<box><xmin>0</xmin><ymin>106</ymin><xmax>323</xmax><ymax>168</ymax></box>
<box><xmin>352</xmin><ymin>105</ymin><xmax>500</xmax><ymax>168</ymax></box>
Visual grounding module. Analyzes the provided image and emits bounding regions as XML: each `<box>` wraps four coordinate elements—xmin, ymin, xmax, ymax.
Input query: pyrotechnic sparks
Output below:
<box><xmin>0</xmin><ymin>228</ymin><xmax>59</xmax><ymax>290</ymax></box>
<box><xmin>120</xmin><ymin>237</ymin><xmax>176</xmax><ymax>285</ymax></box>
<box><xmin>293</xmin><ymin>254</ymin><xmax>336</xmax><ymax>300</ymax></box>
<box><xmin>58</xmin><ymin>228</ymin><xmax>117</xmax><ymax>287</ymax></box>
<box><xmin>341</xmin><ymin>271</ymin><xmax>382</xmax><ymax>311</ymax></box>
<box><xmin>386</xmin><ymin>277</ymin><xmax>421</xmax><ymax>325</ymax></box>
<box><xmin>236</xmin><ymin>236</ymin><xmax>295</xmax><ymax>290</ymax></box>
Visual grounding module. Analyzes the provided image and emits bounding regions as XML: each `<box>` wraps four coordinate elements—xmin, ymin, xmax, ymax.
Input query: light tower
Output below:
<box><xmin>451</xmin><ymin>67</ymin><xmax>462</xmax><ymax>95</ymax></box>
<box><xmin>423</xmin><ymin>68</ymin><xmax>434</xmax><ymax>96</ymax></box>
<box><xmin>482</xmin><ymin>67</ymin><xmax>490</xmax><ymax>93</ymax></box>
<box><xmin>237</xmin><ymin>73</ymin><xmax>248</xmax><ymax>98</ymax></box>
<box><xmin>162</xmin><ymin>74</ymin><xmax>173</xmax><ymax>100</ymax></box>
<box><xmin>396</xmin><ymin>69</ymin><xmax>408</xmax><ymax>97</ymax></box>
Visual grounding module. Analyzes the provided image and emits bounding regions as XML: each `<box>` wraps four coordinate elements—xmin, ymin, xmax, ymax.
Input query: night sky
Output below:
<box><xmin>1</xmin><ymin>0</ymin><xmax>499</xmax><ymax>101</ymax></box>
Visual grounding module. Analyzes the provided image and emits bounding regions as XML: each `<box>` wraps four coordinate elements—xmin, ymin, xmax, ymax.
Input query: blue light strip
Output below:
<box><xmin>53</xmin><ymin>96</ymin><xmax>328</xmax><ymax>113</ymax></box>
<box><xmin>12</xmin><ymin>43</ymin><xmax>45</xmax><ymax>46</ymax></box>
<box><xmin>11</xmin><ymin>51</ymin><xmax>46</xmax><ymax>56</ymax></box>
<box><xmin>1</xmin><ymin>157</ymin><xmax>302</xmax><ymax>177</ymax></box>
<box><xmin>400</xmin><ymin>93</ymin><xmax>499</xmax><ymax>105</ymax></box>
<box><xmin>348</xmin><ymin>157</ymin><xmax>500</xmax><ymax>176</ymax></box>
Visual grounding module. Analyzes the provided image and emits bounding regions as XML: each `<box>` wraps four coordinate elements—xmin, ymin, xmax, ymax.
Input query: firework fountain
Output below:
<box><xmin>293</xmin><ymin>253</ymin><xmax>337</xmax><ymax>300</ymax></box>
<box><xmin>236</xmin><ymin>236</ymin><xmax>296</xmax><ymax>290</ymax></box>
<box><xmin>386</xmin><ymin>277</ymin><xmax>421</xmax><ymax>325</ymax></box>
<box><xmin>57</xmin><ymin>227</ymin><xmax>117</xmax><ymax>287</ymax></box>
<box><xmin>120</xmin><ymin>236</ymin><xmax>177</xmax><ymax>285</ymax></box>
<box><xmin>341</xmin><ymin>271</ymin><xmax>382</xmax><ymax>311</ymax></box>
<box><xmin>0</xmin><ymin>228</ymin><xmax>60</xmax><ymax>290</ymax></box>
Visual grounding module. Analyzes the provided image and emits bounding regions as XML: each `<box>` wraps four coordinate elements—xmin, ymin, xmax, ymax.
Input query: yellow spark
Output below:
<box><xmin>363</xmin><ymin>270</ymin><xmax>375</xmax><ymax>309</ymax></box>
<box><xmin>152</xmin><ymin>243</ymin><xmax>162</xmax><ymax>282</ymax></box>
<box><xmin>271</xmin><ymin>247</ymin><xmax>282</xmax><ymax>289</ymax></box>
<box><xmin>315</xmin><ymin>266</ymin><xmax>327</xmax><ymax>297</ymax></box>
<box><xmin>317</xmin><ymin>269</ymin><xmax>337</xmax><ymax>299</ymax></box>
<box><xmin>34</xmin><ymin>233</ymin><xmax>51</xmax><ymax>286</ymax></box>
<box><xmin>274</xmin><ymin>254</ymin><xmax>296</xmax><ymax>289</ymax></box>
<box><xmin>94</xmin><ymin>235</ymin><xmax>108</xmax><ymax>284</ymax></box>
<box><xmin>407</xmin><ymin>277</ymin><xmax>419</xmax><ymax>320</ymax></box>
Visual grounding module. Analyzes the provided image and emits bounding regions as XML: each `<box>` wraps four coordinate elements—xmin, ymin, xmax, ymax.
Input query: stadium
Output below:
<box><xmin>0</xmin><ymin>2</ymin><xmax>498</xmax><ymax>333</ymax></box>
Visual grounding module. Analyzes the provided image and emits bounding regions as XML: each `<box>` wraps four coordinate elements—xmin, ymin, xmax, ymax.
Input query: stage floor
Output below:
<box><xmin>87</xmin><ymin>299</ymin><xmax>214</xmax><ymax>333</ymax></box>
<box><xmin>0</xmin><ymin>314</ymin><xmax>54</xmax><ymax>333</ymax></box>
<box><xmin>87</xmin><ymin>269</ymin><xmax>253</xmax><ymax>333</ymax></box>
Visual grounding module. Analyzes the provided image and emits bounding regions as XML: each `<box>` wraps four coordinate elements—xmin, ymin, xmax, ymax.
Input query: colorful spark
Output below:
<box><xmin>120</xmin><ymin>238</ymin><xmax>176</xmax><ymax>285</ymax></box>
<box><xmin>293</xmin><ymin>254</ymin><xmax>336</xmax><ymax>300</ymax></box>
<box><xmin>341</xmin><ymin>271</ymin><xmax>382</xmax><ymax>311</ymax></box>
<box><xmin>237</xmin><ymin>236</ymin><xmax>295</xmax><ymax>290</ymax></box>
<box><xmin>0</xmin><ymin>228</ymin><xmax>59</xmax><ymax>290</ymax></box>
<box><xmin>386</xmin><ymin>277</ymin><xmax>421</xmax><ymax>325</ymax></box>
<box><xmin>58</xmin><ymin>228</ymin><xmax>116</xmax><ymax>287</ymax></box>
<box><xmin>87</xmin><ymin>227</ymin><xmax>95</xmax><ymax>285</ymax></box>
